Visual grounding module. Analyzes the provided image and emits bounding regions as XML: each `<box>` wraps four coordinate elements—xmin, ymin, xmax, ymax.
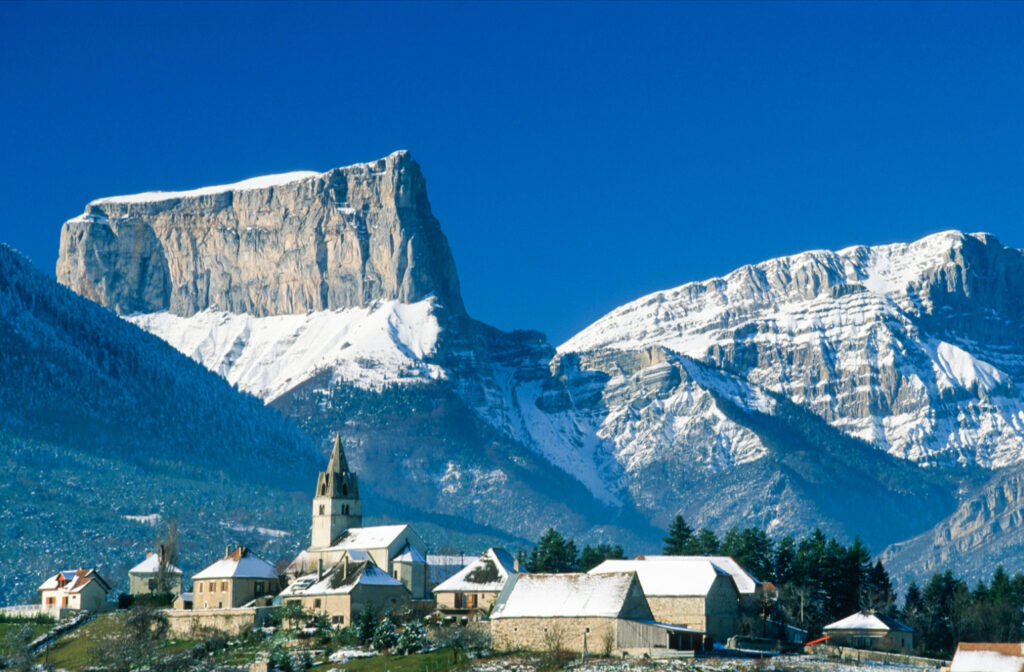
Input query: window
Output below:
<box><xmin>314</xmin><ymin>599</ymin><xmax>321</xmax><ymax>608</ymax></box>
<box><xmin>332</xmin><ymin>616</ymin><xmax>344</xmax><ymax>624</ymax></box>
<box><xmin>218</xmin><ymin>602</ymin><xmax>223</xmax><ymax>608</ymax></box>
<box><xmin>46</xmin><ymin>597</ymin><xmax>55</xmax><ymax>606</ymax></box>
<box><xmin>221</xmin><ymin>581</ymin><xmax>227</xmax><ymax>592</ymax></box>
<box><xmin>319</xmin><ymin>505</ymin><xmax>325</xmax><ymax>515</ymax></box>
<box><xmin>148</xmin><ymin>579</ymin><xmax>157</xmax><ymax>591</ymax></box>
<box><xmin>198</xmin><ymin>584</ymin><xmax>203</xmax><ymax>593</ymax></box>
<box><xmin>209</xmin><ymin>582</ymin><xmax>215</xmax><ymax>593</ymax></box>
<box><xmin>342</xmin><ymin>484</ymin><xmax>348</xmax><ymax>496</ymax></box>
<box><xmin>255</xmin><ymin>582</ymin><xmax>264</xmax><ymax>596</ymax></box>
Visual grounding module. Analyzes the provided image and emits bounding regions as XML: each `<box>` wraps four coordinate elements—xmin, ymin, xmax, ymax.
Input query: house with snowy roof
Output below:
<box><xmin>285</xmin><ymin>435</ymin><xmax>429</xmax><ymax>599</ymax></box>
<box><xmin>190</xmin><ymin>546</ymin><xmax>279</xmax><ymax>609</ymax></box>
<box><xmin>39</xmin><ymin>569</ymin><xmax>111</xmax><ymax>614</ymax></box>
<box><xmin>951</xmin><ymin>643</ymin><xmax>1024</xmax><ymax>672</ymax></box>
<box><xmin>490</xmin><ymin>572</ymin><xmax>705</xmax><ymax>655</ymax></box>
<box><xmin>637</xmin><ymin>555</ymin><xmax>762</xmax><ymax>610</ymax></box>
<box><xmin>433</xmin><ymin>548</ymin><xmax>522</xmax><ymax>620</ymax></box>
<box><xmin>822</xmin><ymin>610</ymin><xmax>913</xmax><ymax>650</ymax></box>
<box><xmin>276</xmin><ymin>555</ymin><xmax>411</xmax><ymax>626</ymax></box>
<box><xmin>589</xmin><ymin>557</ymin><xmax>738</xmax><ymax>641</ymax></box>
<box><xmin>129</xmin><ymin>549</ymin><xmax>183</xmax><ymax>596</ymax></box>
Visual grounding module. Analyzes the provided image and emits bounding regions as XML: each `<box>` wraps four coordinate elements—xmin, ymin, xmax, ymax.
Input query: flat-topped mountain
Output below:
<box><xmin>57</xmin><ymin>150</ymin><xmax>464</xmax><ymax>317</ymax></box>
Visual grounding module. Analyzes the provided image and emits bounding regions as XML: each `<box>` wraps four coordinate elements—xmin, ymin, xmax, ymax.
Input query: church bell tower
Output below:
<box><xmin>311</xmin><ymin>434</ymin><xmax>362</xmax><ymax>548</ymax></box>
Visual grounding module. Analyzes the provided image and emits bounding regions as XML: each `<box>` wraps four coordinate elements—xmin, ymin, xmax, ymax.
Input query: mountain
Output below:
<box><xmin>55</xmin><ymin>151</ymin><xmax>1024</xmax><ymax>583</ymax></box>
<box><xmin>0</xmin><ymin>243</ymin><xmax>324</xmax><ymax>605</ymax></box>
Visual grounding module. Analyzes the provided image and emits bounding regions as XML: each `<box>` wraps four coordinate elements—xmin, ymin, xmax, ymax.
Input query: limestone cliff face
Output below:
<box><xmin>56</xmin><ymin>151</ymin><xmax>465</xmax><ymax>317</ymax></box>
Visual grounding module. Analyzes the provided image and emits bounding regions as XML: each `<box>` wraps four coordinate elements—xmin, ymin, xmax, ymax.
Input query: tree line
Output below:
<box><xmin>520</xmin><ymin>516</ymin><xmax>1024</xmax><ymax>656</ymax></box>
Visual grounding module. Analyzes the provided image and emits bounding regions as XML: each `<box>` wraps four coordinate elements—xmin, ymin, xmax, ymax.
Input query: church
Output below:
<box><xmin>284</xmin><ymin>435</ymin><xmax>430</xmax><ymax>602</ymax></box>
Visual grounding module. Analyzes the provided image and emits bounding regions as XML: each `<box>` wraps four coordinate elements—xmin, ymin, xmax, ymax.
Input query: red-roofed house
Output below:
<box><xmin>39</xmin><ymin>569</ymin><xmax>111</xmax><ymax>614</ymax></box>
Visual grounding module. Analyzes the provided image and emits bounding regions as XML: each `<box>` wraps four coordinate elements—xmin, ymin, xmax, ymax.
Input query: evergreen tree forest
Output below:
<box><xmin>524</xmin><ymin>516</ymin><xmax>1024</xmax><ymax>656</ymax></box>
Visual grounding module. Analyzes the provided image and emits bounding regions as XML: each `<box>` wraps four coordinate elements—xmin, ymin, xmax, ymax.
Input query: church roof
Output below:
<box><xmin>316</xmin><ymin>434</ymin><xmax>358</xmax><ymax>499</ymax></box>
<box><xmin>325</xmin><ymin>524</ymin><xmax>412</xmax><ymax>551</ymax></box>
<box><xmin>327</xmin><ymin>433</ymin><xmax>349</xmax><ymax>474</ymax></box>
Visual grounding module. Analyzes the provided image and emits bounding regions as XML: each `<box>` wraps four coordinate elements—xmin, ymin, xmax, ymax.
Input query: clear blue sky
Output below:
<box><xmin>3</xmin><ymin>2</ymin><xmax>1024</xmax><ymax>343</ymax></box>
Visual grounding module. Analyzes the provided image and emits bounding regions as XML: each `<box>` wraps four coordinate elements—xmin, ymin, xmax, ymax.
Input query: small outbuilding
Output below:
<box><xmin>589</xmin><ymin>557</ymin><xmax>738</xmax><ymax>642</ymax></box>
<box><xmin>39</xmin><ymin>569</ymin><xmax>111</xmax><ymax>614</ymax></box>
<box><xmin>433</xmin><ymin>548</ymin><xmax>522</xmax><ymax>620</ymax></box>
<box><xmin>191</xmin><ymin>546</ymin><xmax>279</xmax><ymax>609</ymax></box>
<box><xmin>951</xmin><ymin>643</ymin><xmax>1024</xmax><ymax>672</ymax></box>
<box><xmin>490</xmin><ymin>572</ymin><xmax>704</xmax><ymax>655</ymax></box>
<box><xmin>822</xmin><ymin>610</ymin><xmax>913</xmax><ymax>651</ymax></box>
<box><xmin>129</xmin><ymin>550</ymin><xmax>183</xmax><ymax>596</ymax></box>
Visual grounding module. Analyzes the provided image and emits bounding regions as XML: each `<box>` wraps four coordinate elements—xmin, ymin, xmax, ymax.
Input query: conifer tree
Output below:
<box><xmin>662</xmin><ymin>515</ymin><xmax>694</xmax><ymax>555</ymax></box>
<box><xmin>372</xmin><ymin>615</ymin><xmax>398</xmax><ymax>652</ymax></box>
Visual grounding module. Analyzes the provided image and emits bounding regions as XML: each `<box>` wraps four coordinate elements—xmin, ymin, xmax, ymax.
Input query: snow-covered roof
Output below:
<box><xmin>89</xmin><ymin>171</ymin><xmax>321</xmax><ymax>205</ymax></box>
<box><xmin>193</xmin><ymin>547</ymin><xmax>278</xmax><ymax>580</ymax></box>
<box><xmin>491</xmin><ymin>572</ymin><xmax>640</xmax><ymax>619</ymax></box>
<box><xmin>589</xmin><ymin>558</ymin><xmax>730</xmax><ymax>597</ymax></box>
<box><xmin>277</xmin><ymin>561</ymin><xmax>405</xmax><ymax>597</ymax></box>
<box><xmin>39</xmin><ymin>569</ymin><xmax>111</xmax><ymax>594</ymax></box>
<box><xmin>952</xmin><ymin>644</ymin><xmax>1024</xmax><ymax>672</ymax></box>
<box><xmin>325</xmin><ymin>525</ymin><xmax>411</xmax><ymax>551</ymax></box>
<box><xmin>433</xmin><ymin>548</ymin><xmax>520</xmax><ymax>594</ymax></box>
<box><xmin>395</xmin><ymin>545</ymin><xmax>425</xmax><ymax>563</ymax></box>
<box><xmin>129</xmin><ymin>554</ymin><xmax>182</xmax><ymax>575</ymax></box>
<box><xmin>824</xmin><ymin>611</ymin><xmax>912</xmax><ymax>633</ymax></box>
<box><xmin>636</xmin><ymin>555</ymin><xmax>760</xmax><ymax>595</ymax></box>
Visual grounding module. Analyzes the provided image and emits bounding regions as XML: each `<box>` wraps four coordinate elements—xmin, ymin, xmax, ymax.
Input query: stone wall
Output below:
<box><xmin>163</xmin><ymin>607</ymin><xmax>271</xmax><ymax>637</ymax></box>
<box><xmin>491</xmin><ymin>617</ymin><xmax>618</xmax><ymax>655</ymax></box>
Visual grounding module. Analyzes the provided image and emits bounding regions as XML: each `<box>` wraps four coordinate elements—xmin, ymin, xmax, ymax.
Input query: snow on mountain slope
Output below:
<box><xmin>128</xmin><ymin>298</ymin><xmax>444</xmax><ymax>401</ymax></box>
<box><xmin>559</xmin><ymin>231</ymin><xmax>1024</xmax><ymax>469</ymax></box>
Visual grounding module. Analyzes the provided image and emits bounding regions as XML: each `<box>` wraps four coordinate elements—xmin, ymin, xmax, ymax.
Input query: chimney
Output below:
<box><xmin>317</xmin><ymin>558</ymin><xmax>323</xmax><ymax>581</ymax></box>
<box><xmin>146</xmin><ymin>551</ymin><xmax>154</xmax><ymax>559</ymax></box>
<box><xmin>513</xmin><ymin>557</ymin><xmax>520</xmax><ymax>573</ymax></box>
<box><xmin>225</xmin><ymin>546</ymin><xmax>231</xmax><ymax>558</ymax></box>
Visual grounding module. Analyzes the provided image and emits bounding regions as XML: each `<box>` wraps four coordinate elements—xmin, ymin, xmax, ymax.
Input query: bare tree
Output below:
<box><xmin>155</xmin><ymin>519</ymin><xmax>179</xmax><ymax>594</ymax></box>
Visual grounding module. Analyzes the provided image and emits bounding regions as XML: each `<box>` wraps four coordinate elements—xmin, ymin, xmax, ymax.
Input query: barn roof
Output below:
<box><xmin>635</xmin><ymin>555</ymin><xmax>760</xmax><ymax>594</ymax></box>
<box><xmin>589</xmin><ymin>557</ymin><xmax>731</xmax><ymax>597</ymax></box>
<box><xmin>951</xmin><ymin>644</ymin><xmax>1024</xmax><ymax>672</ymax></box>
<box><xmin>490</xmin><ymin>572</ymin><xmax>641</xmax><ymax>619</ymax></box>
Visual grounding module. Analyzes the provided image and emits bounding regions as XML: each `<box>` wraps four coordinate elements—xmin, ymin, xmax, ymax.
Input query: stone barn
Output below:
<box><xmin>490</xmin><ymin>572</ymin><xmax>703</xmax><ymax>655</ymax></box>
<box><xmin>589</xmin><ymin>557</ymin><xmax>738</xmax><ymax>642</ymax></box>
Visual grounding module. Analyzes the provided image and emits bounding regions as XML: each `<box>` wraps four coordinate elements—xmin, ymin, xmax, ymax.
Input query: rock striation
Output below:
<box><xmin>56</xmin><ymin>150</ymin><xmax>464</xmax><ymax>317</ymax></box>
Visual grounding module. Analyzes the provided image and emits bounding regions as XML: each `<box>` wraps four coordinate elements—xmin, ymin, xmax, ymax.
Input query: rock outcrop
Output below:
<box><xmin>56</xmin><ymin>151</ymin><xmax>465</xmax><ymax>317</ymax></box>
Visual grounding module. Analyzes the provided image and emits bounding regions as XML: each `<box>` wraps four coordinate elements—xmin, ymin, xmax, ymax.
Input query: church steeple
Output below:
<box><xmin>311</xmin><ymin>433</ymin><xmax>362</xmax><ymax>548</ymax></box>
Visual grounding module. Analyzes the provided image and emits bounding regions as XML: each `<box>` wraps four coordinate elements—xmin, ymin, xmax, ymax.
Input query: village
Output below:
<box><xmin>0</xmin><ymin>436</ymin><xmax>1015</xmax><ymax>672</ymax></box>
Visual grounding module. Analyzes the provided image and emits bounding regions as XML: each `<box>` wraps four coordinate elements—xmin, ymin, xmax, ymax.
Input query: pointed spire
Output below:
<box><xmin>327</xmin><ymin>433</ymin><xmax>348</xmax><ymax>474</ymax></box>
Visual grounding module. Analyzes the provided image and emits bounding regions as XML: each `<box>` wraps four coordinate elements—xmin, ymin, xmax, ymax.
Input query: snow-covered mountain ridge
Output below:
<box><xmin>560</xmin><ymin>231</ymin><xmax>1024</xmax><ymax>470</ymax></box>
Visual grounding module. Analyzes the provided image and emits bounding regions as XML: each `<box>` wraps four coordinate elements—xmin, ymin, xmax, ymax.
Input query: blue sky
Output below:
<box><xmin>2</xmin><ymin>1</ymin><xmax>1023</xmax><ymax>343</ymax></box>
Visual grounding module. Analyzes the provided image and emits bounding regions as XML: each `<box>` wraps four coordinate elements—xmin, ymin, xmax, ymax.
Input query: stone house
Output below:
<box><xmin>276</xmin><ymin>556</ymin><xmax>411</xmax><ymax>626</ymax></box>
<box><xmin>433</xmin><ymin>548</ymin><xmax>522</xmax><ymax>620</ymax></box>
<box><xmin>129</xmin><ymin>550</ymin><xmax>183</xmax><ymax>596</ymax></box>
<box><xmin>490</xmin><ymin>572</ymin><xmax>703</xmax><ymax>655</ymax></box>
<box><xmin>641</xmin><ymin>555</ymin><xmax>763</xmax><ymax>612</ymax></box>
<box><xmin>190</xmin><ymin>546</ymin><xmax>279</xmax><ymax>609</ymax></box>
<box><xmin>285</xmin><ymin>436</ymin><xmax>429</xmax><ymax>599</ymax></box>
<box><xmin>952</xmin><ymin>643</ymin><xmax>1024</xmax><ymax>672</ymax></box>
<box><xmin>822</xmin><ymin>610</ymin><xmax>913</xmax><ymax>651</ymax></box>
<box><xmin>39</xmin><ymin>569</ymin><xmax>111</xmax><ymax>614</ymax></box>
<box><xmin>589</xmin><ymin>557</ymin><xmax>738</xmax><ymax>642</ymax></box>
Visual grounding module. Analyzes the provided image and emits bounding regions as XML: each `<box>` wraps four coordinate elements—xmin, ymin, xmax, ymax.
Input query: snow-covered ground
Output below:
<box><xmin>128</xmin><ymin>298</ymin><xmax>444</xmax><ymax>401</ymax></box>
<box><xmin>471</xmin><ymin>654</ymin><xmax>936</xmax><ymax>672</ymax></box>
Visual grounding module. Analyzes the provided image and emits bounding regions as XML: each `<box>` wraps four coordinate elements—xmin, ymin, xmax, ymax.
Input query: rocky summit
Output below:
<box><xmin>54</xmin><ymin>152</ymin><xmax>1024</xmax><ymax>584</ymax></box>
<box><xmin>56</xmin><ymin>150</ymin><xmax>464</xmax><ymax>317</ymax></box>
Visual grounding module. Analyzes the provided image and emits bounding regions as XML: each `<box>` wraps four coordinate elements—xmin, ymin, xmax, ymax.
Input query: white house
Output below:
<box><xmin>39</xmin><ymin>569</ymin><xmax>111</xmax><ymax>614</ymax></box>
